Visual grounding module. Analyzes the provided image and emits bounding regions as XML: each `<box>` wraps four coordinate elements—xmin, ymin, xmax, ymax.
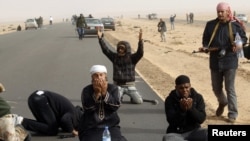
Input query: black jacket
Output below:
<box><xmin>164</xmin><ymin>88</ymin><xmax>206</xmax><ymax>133</ymax></box>
<box><xmin>79</xmin><ymin>83</ymin><xmax>121</xmax><ymax>140</ymax></box>
<box><xmin>22</xmin><ymin>90</ymin><xmax>83</xmax><ymax>135</ymax></box>
<box><xmin>202</xmin><ymin>18</ymin><xmax>248</xmax><ymax>70</ymax></box>
<box><xmin>41</xmin><ymin>91</ymin><xmax>82</xmax><ymax>132</ymax></box>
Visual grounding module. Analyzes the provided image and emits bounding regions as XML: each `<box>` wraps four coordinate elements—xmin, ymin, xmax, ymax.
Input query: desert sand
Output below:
<box><xmin>1</xmin><ymin>15</ymin><xmax>250</xmax><ymax>127</ymax></box>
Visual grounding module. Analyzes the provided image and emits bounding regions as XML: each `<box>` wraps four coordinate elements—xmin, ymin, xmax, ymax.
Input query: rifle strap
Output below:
<box><xmin>208</xmin><ymin>21</ymin><xmax>234</xmax><ymax>48</ymax></box>
<box><xmin>208</xmin><ymin>22</ymin><xmax>219</xmax><ymax>48</ymax></box>
<box><xmin>228</xmin><ymin>22</ymin><xmax>234</xmax><ymax>45</ymax></box>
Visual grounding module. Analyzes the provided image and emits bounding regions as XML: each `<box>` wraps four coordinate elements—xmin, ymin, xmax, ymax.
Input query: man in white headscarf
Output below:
<box><xmin>78</xmin><ymin>65</ymin><xmax>127</xmax><ymax>141</ymax></box>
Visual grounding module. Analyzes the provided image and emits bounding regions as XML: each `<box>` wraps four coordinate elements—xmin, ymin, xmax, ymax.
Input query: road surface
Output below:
<box><xmin>0</xmin><ymin>23</ymin><xmax>166</xmax><ymax>141</ymax></box>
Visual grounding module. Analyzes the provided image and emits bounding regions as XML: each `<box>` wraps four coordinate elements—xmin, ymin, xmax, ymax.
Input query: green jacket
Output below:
<box><xmin>76</xmin><ymin>17</ymin><xmax>86</xmax><ymax>28</ymax></box>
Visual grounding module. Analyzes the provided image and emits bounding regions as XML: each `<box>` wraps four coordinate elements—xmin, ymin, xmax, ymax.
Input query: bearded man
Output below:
<box><xmin>199</xmin><ymin>2</ymin><xmax>248</xmax><ymax>123</ymax></box>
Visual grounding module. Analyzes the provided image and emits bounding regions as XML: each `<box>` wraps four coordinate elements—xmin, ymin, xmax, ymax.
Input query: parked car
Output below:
<box><xmin>25</xmin><ymin>19</ymin><xmax>38</xmax><ymax>30</ymax></box>
<box><xmin>236</xmin><ymin>14</ymin><xmax>248</xmax><ymax>23</ymax></box>
<box><xmin>84</xmin><ymin>18</ymin><xmax>104</xmax><ymax>36</ymax></box>
<box><xmin>100</xmin><ymin>17</ymin><xmax>115</xmax><ymax>31</ymax></box>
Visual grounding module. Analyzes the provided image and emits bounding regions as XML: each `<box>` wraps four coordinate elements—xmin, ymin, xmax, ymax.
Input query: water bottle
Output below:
<box><xmin>235</xmin><ymin>32</ymin><xmax>244</xmax><ymax>58</ymax></box>
<box><xmin>102</xmin><ymin>126</ymin><xmax>111</xmax><ymax>141</ymax></box>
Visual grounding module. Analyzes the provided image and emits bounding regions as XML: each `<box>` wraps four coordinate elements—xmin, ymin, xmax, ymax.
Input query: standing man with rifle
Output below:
<box><xmin>198</xmin><ymin>2</ymin><xmax>247</xmax><ymax>123</ymax></box>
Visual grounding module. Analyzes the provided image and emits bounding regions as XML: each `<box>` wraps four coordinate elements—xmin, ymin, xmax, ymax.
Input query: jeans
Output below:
<box><xmin>160</xmin><ymin>31</ymin><xmax>166</xmax><ymax>42</ymax></box>
<box><xmin>77</xmin><ymin>27</ymin><xmax>84</xmax><ymax>39</ymax></box>
<box><xmin>171</xmin><ymin>22</ymin><xmax>175</xmax><ymax>30</ymax></box>
<box><xmin>211</xmin><ymin>69</ymin><xmax>238</xmax><ymax>119</ymax></box>
<box><xmin>118</xmin><ymin>84</ymin><xmax>143</xmax><ymax>104</ymax></box>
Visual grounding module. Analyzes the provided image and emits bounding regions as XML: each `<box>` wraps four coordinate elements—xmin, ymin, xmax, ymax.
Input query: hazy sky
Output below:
<box><xmin>0</xmin><ymin>0</ymin><xmax>249</xmax><ymax>22</ymax></box>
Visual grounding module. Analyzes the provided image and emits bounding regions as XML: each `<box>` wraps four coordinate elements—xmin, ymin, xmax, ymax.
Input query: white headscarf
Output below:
<box><xmin>90</xmin><ymin>65</ymin><xmax>107</xmax><ymax>75</ymax></box>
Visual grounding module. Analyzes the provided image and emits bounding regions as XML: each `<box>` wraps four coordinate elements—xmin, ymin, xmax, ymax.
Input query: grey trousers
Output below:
<box><xmin>117</xmin><ymin>83</ymin><xmax>143</xmax><ymax>104</ymax></box>
<box><xmin>162</xmin><ymin>128</ymin><xmax>208</xmax><ymax>141</ymax></box>
<box><xmin>211</xmin><ymin>69</ymin><xmax>238</xmax><ymax>119</ymax></box>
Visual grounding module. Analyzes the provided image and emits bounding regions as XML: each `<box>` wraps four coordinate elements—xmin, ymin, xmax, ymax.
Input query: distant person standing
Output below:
<box><xmin>157</xmin><ymin>18</ymin><xmax>167</xmax><ymax>42</ymax></box>
<box><xmin>88</xmin><ymin>14</ymin><xmax>93</xmax><ymax>18</ymax></box>
<box><xmin>186</xmin><ymin>13</ymin><xmax>189</xmax><ymax>23</ymax></box>
<box><xmin>170</xmin><ymin>14</ymin><xmax>176</xmax><ymax>30</ymax></box>
<box><xmin>189</xmin><ymin>13</ymin><xmax>194</xmax><ymax>23</ymax></box>
<box><xmin>49</xmin><ymin>16</ymin><xmax>53</xmax><ymax>25</ymax></box>
<box><xmin>38</xmin><ymin>16</ymin><xmax>43</xmax><ymax>28</ymax></box>
<box><xmin>76</xmin><ymin>14</ymin><xmax>86</xmax><ymax>40</ymax></box>
<box><xmin>17</xmin><ymin>25</ymin><xmax>22</xmax><ymax>31</ymax></box>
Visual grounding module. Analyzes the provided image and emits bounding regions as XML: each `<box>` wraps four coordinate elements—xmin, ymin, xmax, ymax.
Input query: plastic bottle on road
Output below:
<box><xmin>102</xmin><ymin>126</ymin><xmax>111</xmax><ymax>141</ymax></box>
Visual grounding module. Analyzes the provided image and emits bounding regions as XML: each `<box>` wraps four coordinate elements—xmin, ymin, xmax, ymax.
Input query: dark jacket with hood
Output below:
<box><xmin>158</xmin><ymin>20</ymin><xmax>167</xmax><ymax>32</ymax></box>
<box><xmin>202</xmin><ymin>18</ymin><xmax>248</xmax><ymax>71</ymax></box>
<box><xmin>99</xmin><ymin>38</ymin><xmax>144</xmax><ymax>83</ymax></box>
<box><xmin>164</xmin><ymin>88</ymin><xmax>206</xmax><ymax>133</ymax></box>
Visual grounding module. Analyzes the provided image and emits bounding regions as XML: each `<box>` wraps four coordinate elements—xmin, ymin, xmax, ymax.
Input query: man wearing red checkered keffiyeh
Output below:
<box><xmin>199</xmin><ymin>2</ymin><xmax>248</xmax><ymax>123</ymax></box>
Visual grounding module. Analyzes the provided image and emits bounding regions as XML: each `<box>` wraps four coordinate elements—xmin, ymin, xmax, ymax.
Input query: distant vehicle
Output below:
<box><xmin>147</xmin><ymin>13</ymin><xmax>158</xmax><ymax>20</ymax></box>
<box><xmin>236</xmin><ymin>14</ymin><xmax>248</xmax><ymax>23</ymax></box>
<box><xmin>84</xmin><ymin>18</ymin><xmax>104</xmax><ymax>36</ymax></box>
<box><xmin>25</xmin><ymin>19</ymin><xmax>38</xmax><ymax>30</ymax></box>
<box><xmin>100</xmin><ymin>17</ymin><xmax>115</xmax><ymax>31</ymax></box>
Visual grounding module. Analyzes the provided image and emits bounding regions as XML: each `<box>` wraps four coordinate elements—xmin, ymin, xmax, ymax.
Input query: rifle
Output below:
<box><xmin>192</xmin><ymin>47</ymin><xmax>219</xmax><ymax>53</ymax></box>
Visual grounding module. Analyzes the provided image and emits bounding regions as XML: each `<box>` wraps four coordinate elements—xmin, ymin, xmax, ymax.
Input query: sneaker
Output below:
<box><xmin>13</xmin><ymin>114</ymin><xmax>24</xmax><ymax>125</ymax></box>
<box><xmin>216</xmin><ymin>103</ymin><xmax>227</xmax><ymax>117</ymax></box>
<box><xmin>228</xmin><ymin>118</ymin><xmax>236</xmax><ymax>123</ymax></box>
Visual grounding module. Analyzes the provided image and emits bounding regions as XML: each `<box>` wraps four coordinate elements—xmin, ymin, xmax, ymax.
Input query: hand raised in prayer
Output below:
<box><xmin>93</xmin><ymin>79</ymin><xmax>102</xmax><ymax>100</ymax></box>
<box><xmin>180</xmin><ymin>98</ymin><xmax>193</xmax><ymax>111</ymax></box>
<box><xmin>93</xmin><ymin>78</ymin><xmax>108</xmax><ymax>99</ymax></box>
<box><xmin>97</xmin><ymin>28</ymin><xmax>104</xmax><ymax>39</ymax></box>
<box><xmin>139</xmin><ymin>28</ymin><xmax>143</xmax><ymax>40</ymax></box>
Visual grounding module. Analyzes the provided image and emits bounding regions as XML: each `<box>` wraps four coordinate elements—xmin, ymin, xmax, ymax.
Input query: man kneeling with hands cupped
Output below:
<box><xmin>78</xmin><ymin>65</ymin><xmax>127</xmax><ymax>141</ymax></box>
<box><xmin>162</xmin><ymin>75</ymin><xmax>208</xmax><ymax>141</ymax></box>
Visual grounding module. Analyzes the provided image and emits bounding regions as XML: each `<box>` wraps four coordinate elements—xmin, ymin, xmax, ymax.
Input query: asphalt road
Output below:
<box><xmin>0</xmin><ymin>23</ymin><xmax>166</xmax><ymax>141</ymax></box>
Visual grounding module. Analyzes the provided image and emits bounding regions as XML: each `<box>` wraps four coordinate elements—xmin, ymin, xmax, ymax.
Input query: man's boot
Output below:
<box><xmin>216</xmin><ymin>103</ymin><xmax>227</xmax><ymax>117</ymax></box>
